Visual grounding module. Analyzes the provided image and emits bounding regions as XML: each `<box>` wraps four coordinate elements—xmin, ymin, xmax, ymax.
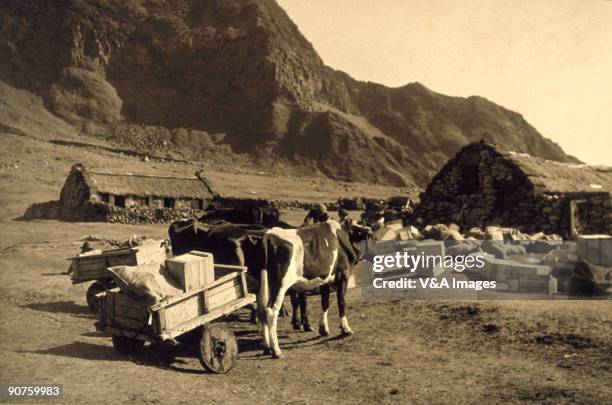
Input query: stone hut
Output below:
<box><xmin>417</xmin><ymin>142</ymin><xmax>612</xmax><ymax>237</ymax></box>
<box><xmin>57</xmin><ymin>164</ymin><xmax>217</xmax><ymax>223</ymax></box>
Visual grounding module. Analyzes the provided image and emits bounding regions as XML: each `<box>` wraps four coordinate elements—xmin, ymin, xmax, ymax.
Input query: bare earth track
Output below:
<box><xmin>0</xmin><ymin>133</ymin><xmax>611</xmax><ymax>404</ymax></box>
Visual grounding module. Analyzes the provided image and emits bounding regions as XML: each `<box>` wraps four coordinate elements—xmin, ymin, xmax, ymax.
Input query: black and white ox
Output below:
<box><xmin>169</xmin><ymin>219</ymin><xmax>297</xmax><ymax>322</ymax></box>
<box><xmin>257</xmin><ymin>220</ymin><xmax>360</xmax><ymax>358</ymax></box>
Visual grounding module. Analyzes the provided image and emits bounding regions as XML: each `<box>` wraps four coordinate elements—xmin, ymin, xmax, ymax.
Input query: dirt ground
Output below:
<box><xmin>1</xmin><ymin>132</ymin><xmax>611</xmax><ymax>404</ymax></box>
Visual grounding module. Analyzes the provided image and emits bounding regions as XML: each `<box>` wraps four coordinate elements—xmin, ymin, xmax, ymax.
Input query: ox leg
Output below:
<box><xmin>257</xmin><ymin>270</ymin><xmax>272</xmax><ymax>354</ymax></box>
<box><xmin>318</xmin><ymin>284</ymin><xmax>331</xmax><ymax>336</ymax></box>
<box><xmin>336</xmin><ymin>274</ymin><xmax>353</xmax><ymax>336</ymax></box>
<box><xmin>279</xmin><ymin>303</ymin><xmax>289</xmax><ymax>318</ymax></box>
<box><xmin>299</xmin><ymin>292</ymin><xmax>313</xmax><ymax>332</ymax></box>
<box><xmin>289</xmin><ymin>290</ymin><xmax>301</xmax><ymax>330</ymax></box>
<box><xmin>266</xmin><ymin>284</ymin><xmax>291</xmax><ymax>359</ymax></box>
<box><xmin>261</xmin><ymin>321</ymin><xmax>271</xmax><ymax>355</ymax></box>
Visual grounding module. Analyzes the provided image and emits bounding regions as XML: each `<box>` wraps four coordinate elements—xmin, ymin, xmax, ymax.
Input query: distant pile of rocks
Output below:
<box><xmin>214</xmin><ymin>196</ymin><xmax>326</xmax><ymax>211</ymax></box>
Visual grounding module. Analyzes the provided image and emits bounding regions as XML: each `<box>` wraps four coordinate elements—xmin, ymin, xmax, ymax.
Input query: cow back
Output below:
<box><xmin>168</xmin><ymin>219</ymin><xmax>267</xmax><ymax>282</ymax></box>
<box><xmin>168</xmin><ymin>219</ymin><xmax>211</xmax><ymax>256</ymax></box>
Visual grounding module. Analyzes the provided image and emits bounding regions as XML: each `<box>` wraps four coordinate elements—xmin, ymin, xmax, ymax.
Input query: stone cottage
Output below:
<box><xmin>56</xmin><ymin>164</ymin><xmax>217</xmax><ymax>223</ymax></box>
<box><xmin>417</xmin><ymin>142</ymin><xmax>612</xmax><ymax>237</ymax></box>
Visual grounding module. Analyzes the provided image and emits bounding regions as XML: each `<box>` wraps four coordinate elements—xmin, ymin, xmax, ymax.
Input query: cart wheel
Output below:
<box><xmin>112</xmin><ymin>335</ymin><xmax>145</xmax><ymax>355</ymax></box>
<box><xmin>86</xmin><ymin>282</ymin><xmax>106</xmax><ymax>313</ymax></box>
<box><xmin>197</xmin><ymin>324</ymin><xmax>238</xmax><ymax>374</ymax></box>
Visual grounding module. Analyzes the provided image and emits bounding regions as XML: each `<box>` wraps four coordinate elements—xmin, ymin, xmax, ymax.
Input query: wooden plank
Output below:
<box><xmin>214</xmin><ymin>264</ymin><xmax>247</xmax><ymax>272</ymax></box>
<box><xmin>107</xmin><ymin>314</ymin><xmax>149</xmax><ymax>331</ymax></box>
<box><xmin>72</xmin><ymin>255</ymin><xmax>107</xmax><ymax>269</ymax></box>
<box><xmin>149</xmin><ymin>271</ymin><xmax>241</xmax><ymax>311</ymax></box>
<box><xmin>103</xmin><ymin>290</ymin><xmax>150</xmax><ymax>326</ymax></box>
<box><xmin>159</xmin><ymin>295</ymin><xmax>256</xmax><ymax>340</ymax></box>
<box><xmin>98</xmin><ymin>291</ymin><xmax>107</xmax><ymax>324</ymax></box>
<box><xmin>203</xmin><ymin>289</ymin><xmax>209</xmax><ymax>322</ymax></box>
<box><xmin>104</xmin><ymin>251</ymin><xmax>138</xmax><ymax>267</ymax></box>
<box><xmin>214</xmin><ymin>264</ymin><xmax>244</xmax><ymax>279</ymax></box>
<box><xmin>105</xmin><ymin>291</ymin><xmax>115</xmax><ymax>325</ymax></box>
<box><xmin>158</xmin><ymin>294</ymin><xmax>201</xmax><ymax>331</ymax></box>
<box><xmin>155</xmin><ymin>306</ymin><xmax>167</xmax><ymax>336</ymax></box>
<box><xmin>74</xmin><ymin>264</ymin><xmax>108</xmax><ymax>277</ymax></box>
<box><xmin>113</xmin><ymin>304</ymin><xmax>148</xmax><ymax>321</ymax></box>
<box><xmin>206</xmin><ymin>277</ymin><xmax>240</xmax><ymax>299</ymax></box>
<box><xmin>240</xmin><ymin>272</ymin><xmax>248</xmax><ymax>296</ymax></box>
<box><xmin>70</xmin><ymin>255</ymin><xmax>110</xmax><ymax>282</ymax></box>
<box><xmin>157</xmin><ymin>277</ymin><xmax>245</xmax><ymax>330</ymax></box>
<box><xmin>207</xmin><ymin>284</ymin><xmax>241</xmax><ymax>311</ymax></box>
<box><xmin>109</xmin><ymin>290</ymin><xmax>144</xmax><ymax>307</ymax></box>
<box><xmin>205</xmin><ymin>286</ymin><xmax>241</xmax><ymax>310</ymax></box>
<box><xmin>67</xmin><ymin>245</ymin><xmax>129</xmax><ymax>263</ymax></box>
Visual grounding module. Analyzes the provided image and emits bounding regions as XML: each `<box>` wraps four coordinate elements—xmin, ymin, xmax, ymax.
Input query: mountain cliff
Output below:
<box><xmin>0</xmin><ymin>0</ymin><xmax>578</xmax><ymax>187</ymax></box>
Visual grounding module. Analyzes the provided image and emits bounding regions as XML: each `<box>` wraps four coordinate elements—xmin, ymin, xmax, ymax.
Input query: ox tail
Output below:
<box><xmin>257</xmin><ymin>268</ymin><xmax>269</xmax><ymax>327</ymax></box>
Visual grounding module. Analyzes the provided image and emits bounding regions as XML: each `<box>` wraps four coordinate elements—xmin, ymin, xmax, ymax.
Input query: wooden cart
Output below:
<box><xmin>68</xmin><ymin>241</ymin><xmax>166</xmax><ymax>311</ymax></box>
<box><xmin>95</xmin><ymin>264</ymin><xmax>255</xmax><ymax>374</ymax></box>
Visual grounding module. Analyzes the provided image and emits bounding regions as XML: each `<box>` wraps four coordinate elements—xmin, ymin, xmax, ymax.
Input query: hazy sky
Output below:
<box><xmin>277</xmin><ymin>0</ymin><xmax>612</xmax><ymax>165</ymax></box>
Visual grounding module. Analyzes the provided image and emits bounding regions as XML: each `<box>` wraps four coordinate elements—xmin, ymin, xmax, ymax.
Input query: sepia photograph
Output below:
<box><xmin>0</xmin><ymin>0</ymin><xmax>610</xmax><ymax>403</ymax></box>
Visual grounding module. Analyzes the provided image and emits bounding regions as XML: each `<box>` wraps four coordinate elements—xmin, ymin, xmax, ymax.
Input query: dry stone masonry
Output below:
<box><xmin>24</xmin><ymin>164</ymin><xmax>214</xmax><ymax>224</ymax></box>
<box><xmin>417</xmin><ymin>142</ymin><xmax>612</xmax><ymax>237</ymax></box>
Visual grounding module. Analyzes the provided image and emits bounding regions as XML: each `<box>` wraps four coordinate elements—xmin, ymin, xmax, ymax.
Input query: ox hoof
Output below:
<box><xmin>319</xmin><ymin>326</ymin><xmax>330</xmax><ymax>337</ymax></box>
<box><xmin>272</xmin><ymin>351</ymin><xmax>284</xmax><ymax>359</ymax></box>
<box><xmin>302</xmin><ymin>323</ymin><xmax>314</xmax><ymax>332</ymax></box>
<box><xmin>340</xmin><ymin>328</ymin><xmax>354</xmax><ymax>337</ymax></box>
<box><xmin>262</xmin><ymin>347</ymin><xmax>272</xmax><ymax>356</ymax></box>
<box><xmin>292</xmin><ymin>322</ymin><xmax>301</xmax><ymax>330</ymax></box>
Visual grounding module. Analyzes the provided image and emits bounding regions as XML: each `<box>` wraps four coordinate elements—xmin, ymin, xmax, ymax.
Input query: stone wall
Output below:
<box><xmin>23</xmin><ymin>200</ymin><xmax>203</xmax><ymax>224</ymax></box>
<box><xmin>105</xmin><ymin>205</ymin><xmax>203</xmax><ymax>224</ymax></box>
<box><xmin>418</xmin><ymin>145</ymin><xmax>533</xmax><ymax>228</ymax></box>
<box><xmin>417</xmin><ymin>145</ymin><xmax>612</xmax><ymax>237</ymax></box>
<box><xmin>513</xmin><ymin>193</ymin><xmax>610</xmax><ymax>235</ymax></box>
<box><xmin>59</xmin><ymin>167</ymin><xmax>90</xmax><ymax>207</ymax></box>
<box><xmin>213</xmin><ymin>196</ymin><xmax>320</xmax><ymax>211</ymax></box>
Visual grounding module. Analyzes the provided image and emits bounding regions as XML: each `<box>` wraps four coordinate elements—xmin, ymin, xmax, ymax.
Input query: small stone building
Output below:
<box><xmin>417</xmin><ymin>142</ymin><xmax>612</xmax><ymax>237</ymax></box>
<box><xmin>57</xmin><ymin>164</ymin><xmax>216</xmax><ymax>223</ymax></box>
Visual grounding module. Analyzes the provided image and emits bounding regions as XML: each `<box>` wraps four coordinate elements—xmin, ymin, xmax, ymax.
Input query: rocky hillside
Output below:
<box><xmin>0</xmin><ymin>0</ymin><xmax>578</xmax><ymax>187</ymax></box>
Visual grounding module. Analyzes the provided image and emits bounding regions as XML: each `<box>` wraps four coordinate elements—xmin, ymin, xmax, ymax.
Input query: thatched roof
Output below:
<box><xmin>74</xmin><ymin>165</ymin><xmax>216</xmax><ymax>199</ymax></box>
<box><xmin>480</xmin><ymin>142</ymin><xmax>612</xmax><ymax>194</ymax></box>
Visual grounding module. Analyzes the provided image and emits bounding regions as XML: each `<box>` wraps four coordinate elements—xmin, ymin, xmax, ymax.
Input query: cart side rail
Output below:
<box><xmin>149</xmin><ymin>264</ymin><xmax>247</xmax><ymax>311</ymax></box>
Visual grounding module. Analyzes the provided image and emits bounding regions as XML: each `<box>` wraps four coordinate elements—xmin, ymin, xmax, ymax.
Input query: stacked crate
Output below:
<box><xmin>577</xmin><ymin>235</ymin><xmax>612</xmax><ymax>266</ymax></box>
<box><xmin>165</xmin><ymin>251</ymin><xmax>215</xmax><ymax>292</ymax></box>
<box><xmin>481</xmin><ymin>256</ymin><xmax>550</xmax><ymax>293</ymax></box>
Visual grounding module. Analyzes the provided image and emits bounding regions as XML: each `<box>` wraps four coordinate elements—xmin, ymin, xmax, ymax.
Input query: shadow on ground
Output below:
<box><xmin>18</xmin><ymin>340</ymin><xmax>208</xmax><ymax>374</ymax></box>
<box><xmin>21</xmin><ymin>300</ymin><xmax>93</xmax><ymax>318</ymax></box>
